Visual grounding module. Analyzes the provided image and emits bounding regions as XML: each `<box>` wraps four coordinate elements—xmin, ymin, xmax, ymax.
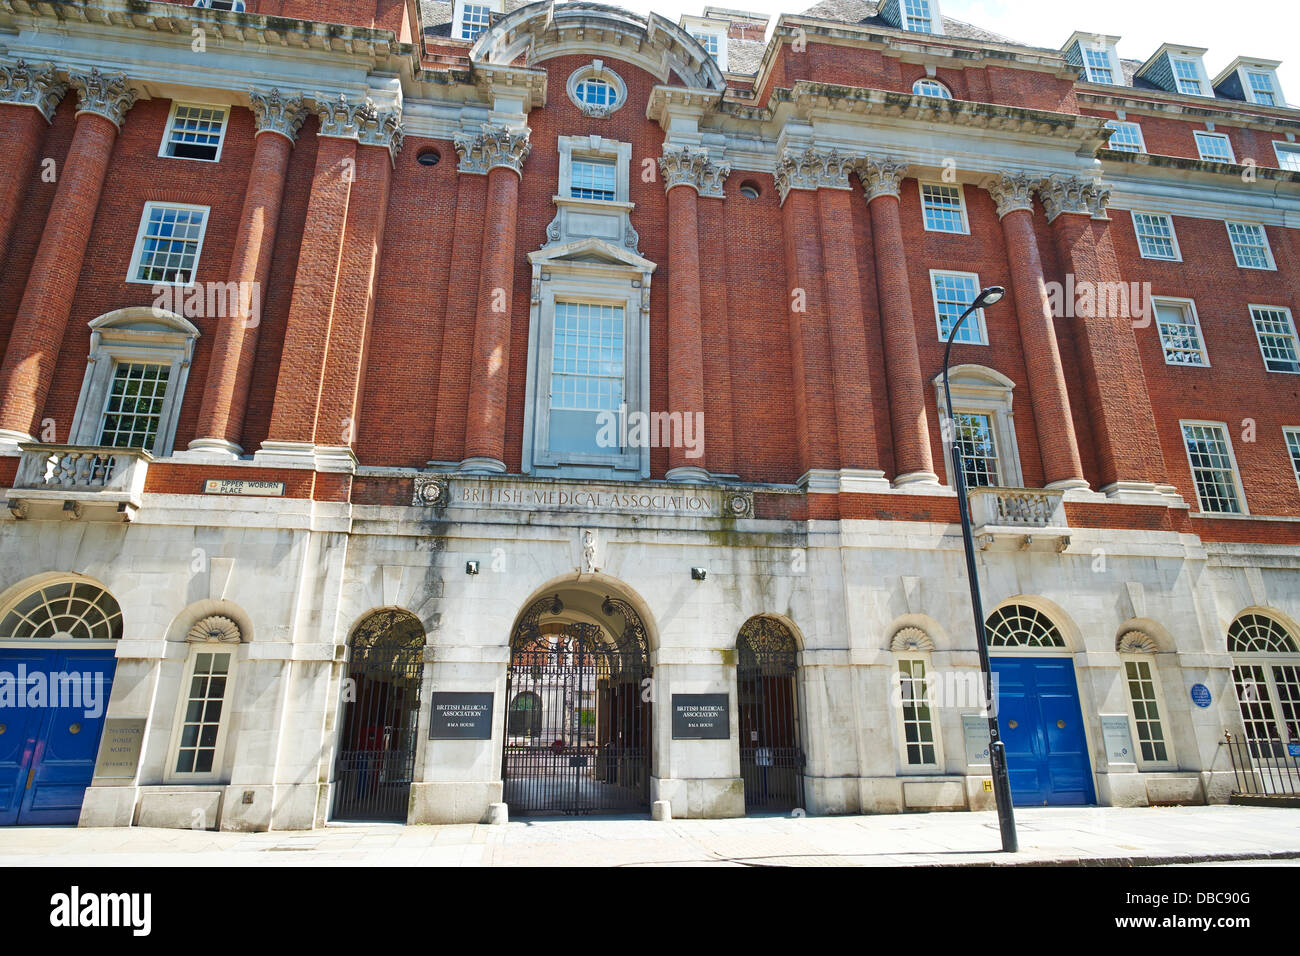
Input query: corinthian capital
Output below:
<box><xmin>985</xmin><ymin>171</ymin><xmax>1037</xmax><ymax>219</ymax></box>
<box><xmin>853</xmin><ymin>156</ymin><xmax>909</xmax><ymax>201</ymax></box>
<box><xmin>315</xmin><ymin>93</ymin><xmax>404</xmax><ymax>162</ymax></box>
<box><xmin>774</xmin><ymin>146</ymin><xmax>853</xmax><ymax>202</ymax></box>
<box><xmin>1038</xmin><ymin>174</ymin><xmax>1111</xmax><ymax>222</ymax></box>
<box><xmin>658</xmin><ymin>145</ymin><xmax>730</xmax><ymax>198</ymax></box>
<box><xmin>250</xmin><ymin>88</ymin><xmax>308</xmax><ymax>143</ymax></box>
<box><xmin>453</xmin><ymin>124</ymin><xmax>531</xmax><ymax>177</ymax></box>
<box><xmin>69</xmin><ymin>68</ymin><xmax>136</xmax><ymax>128</ymax></box>
<box><xmin>0</xmin><ymin>60</ymin><xmax>68</xmax><ymax>121</ymax></box>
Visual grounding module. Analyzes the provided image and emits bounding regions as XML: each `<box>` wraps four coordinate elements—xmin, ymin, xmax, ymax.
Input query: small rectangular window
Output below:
<box><xmin>1083</xmin><ymin>47</ymin><xmax>1115</xmax><ymax>84</ymax></box>
<box><xmin>1125</xmin><ymin>660</ymin><xmax>1170</xmax><ymax>764</ymax></box>
<box><xmin>129</xmin><ymin>202</ymin><xmax>209</xmax><ymax>285</ymax></box>
<box><xmin>1154</xmin><ymin>300</ymin><xmax>1209</xmax><ymax>367</ymax></box>
<box><xmin>549</xmin><ymin>301</ymin><xmax>625</xmax><ymax>455</ymax></box>
<box><xmin>953</xmin><ymin>412</ymin><xmax>1000</xmax><ymax>487</ymax></box>
<box><xmin>930</xmin><ymin>270</ymin><xmax>986</xmax><ymax>344</ymax></box>
<box><xmin>1275</xmin><ymin>143</ymin><xmax>1300</xmax><ymax>172</ymax></box>
<box><xmin>1104</xmin><ymin>120</ymin><xmax>1145</xmax><ymax>153</ymax></box>
<box><xmin>174</xmin><ymin>651</ymin><xmax>232</xmax><ymax>775</ymax></box>
<box><xmin>898</xmin><ymin>659</ymin><xmax>938</xmax><ymax>766</ymax></box>
<box><xmin>570</xmin><ymin>158</ymin><xmax>617</xmax><ymax>201</ymax></box>
<box><xmin>1181</xmin><ymin>421</ymin><xmax>1245</xmax><ymax>514</ymax></box>
<box><xmin>1247</xmin><ymin>71</ymin><xmax>1277</xmax><ymax>106</ymax></box>
<box><xmin>161</xmin><ymin>104</ymin><xmax>228</xmax><ymax>162</ymax></box>
<box><xmin>919</xmin><ymin>182</ymin><xmax>968</xmax><ymax>233</ymax></box>
<box><xmin>1171</xmin><ymin>57</ymin><xmax>1204</xmax><ymax>95</ymax></box>
<box><xmin>901</xmin><ymin>0</ymin><xmax>933</xmax><ymax>33</ymax></box>
<box><xmin>194</xmin><ymin>0</ymin><xmax>246</xmax><ymax>9</ymax></box>
<box><xmin>1132</xmin><ymin>211</ymin><xmax>1179</xmax><ymax>260</ymax></box>
<box><xmin>1285</xmin><ymin>428</ymin><xmax>1300</xmax><ymax>493</ymax></box>
<box><xmin>98</xmin><ymin>363</ymin><xmax>171</xmax><ymax>450</ymax></box>
<box><xmin>1250</xmin><ymin>306</ymin><xmax>1300</xmax><ymax>374</ymax></box>
<box><xmin>459</xmin><ymin>3</ymin><xmax>491</xmax><ymax>39</ymax></box>
<box><xmin>692</xmin><ymin>32</ymin><xmax>720</xmax><ymax>57</ymax></box>
<box><xmin>1226</xmin><ymin>221</ymin><xmax>1275</xmax><ymax>270</ymax></box>
<box><xmin>1194</xmin><ymin>131</ymin><xmax>1235</xmax><ymax>164</ymax></box>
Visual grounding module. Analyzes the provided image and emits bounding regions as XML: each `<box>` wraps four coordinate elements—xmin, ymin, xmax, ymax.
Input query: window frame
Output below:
<box><xmin>918</xmin><ymin>181</ymin><xmax>969</xmax><ymax>234</ymax></box>
<box><xmin>1151</xmin><ymin>296</ymin><xmax>1210</xmax><ymax>368</ymax></box>
<box><xmin>1180</xmin><ymin>419</ymin><xmax>1249</xmax><ymax>516</ymax></box>
<box><xmin>1283</xmin><ymin>427</ymin><xmax>1300</xmax><ymax>494</ymax></box>
<box><xmin>1225</xmin><ymin>221</ymin><xmax>1276</xmax><ymax>271</ymax></box>
<box><xmin>929</xmin><ymin>269</ymin><xmax>988</xmax><ymax>345</ymax></box>
<box><xmin>1249</xmin><ymin>304</ymin><xmax>1300</xmax><ymax>375</ymax></box>
<box><xmin>452</xmin><ymin>0</ymin><xmax>499</xmax><ymax>41</ymax></box>
<box><xmin>1081</xmin><ymin>45</ymin><xmax>1118</xmax><ymax>85</ymax></box>
<box><xmin>164</xmin><ymin>642</ymin><xmax>239</xmax><ymax>785</ymax></box>
<box><xmin>894</xmin><ymin>653</ymin><xmax>944</xmax><ymax>771</ymax></box>
<box><xmin>933</xmin><ymin>364</ymin><xmax>1023</xmax><ymax>490</ymax></box>
<box><xmin>126</xmin><ymin>201</ymin><xmax>211</xmax><ymax>287</ymax></box>
<box><xmin>912</xmin><ymin>78</ymin><xmax>952</xmax><ymax>99</ymax></box>
<box><xmin>158</xmin><ymin>101</ymin><xmax>230</xmax><ymax>164</ymax></box>
<box><xmin>900</xmin><ymin>0</ymin><xmax>935</xmax><ymax>34</ymax></box>
<box><xmin>1131</xmin><ymin>210</ymin><xmax>1181</xmax><ymax>261</ymax></box>
<box><xmin>1104</xmin><ymin>120</ymin><xmax>1146</xmax><ymax>153</ymax></box>
<box><xmin>1245</xmin><ymin>70</ymin><xmax>1278</xmax><ymax>106</ymax></box>
<box><xmin>1273</xmin><ymin>142</ymin><xmax>1300</xmax><ymax>172</ymax></box>
<box><xmin>193</xmin><ymin>0</ymin><xmax>246</xmax><ymax>9</ymax></box>
<box><xmin>1120</xmin><ymin>654</ymin><xmax>1177</xmax><ymax>769</ymax></box>
<box><xmin>1171</xmin><ymin>55</ymin><xmax>1208</xmax><ymax>96</ymax></box>
<box><xmin>1193</xmin><ymin>130</ymin><xmax>1235</xmax><ymax>164</ymax></box>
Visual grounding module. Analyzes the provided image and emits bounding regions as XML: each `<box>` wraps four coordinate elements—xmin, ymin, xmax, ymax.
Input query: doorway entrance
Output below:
<box><xmin>737</xmin><ymin>616</ymin><xmax>805</xmax><ymax>813</ymax></box>
<box><xmin>332</xmin><ymin>609</ymin><xmax>426</xmax><ymax>822</ymax></box>
<box><xmin>502</xmin><ymin>592</ymin><xmax>651</xmax><ymax>815</ymax></box>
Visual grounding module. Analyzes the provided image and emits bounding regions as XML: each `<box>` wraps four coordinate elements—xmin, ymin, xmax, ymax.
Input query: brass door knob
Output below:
<box><xmin>1008</xmin><ymin>719</ymin><xmax>1018</xmax><ymax>729</ymax></box>
<box><xmin>1057</xmin><ymin>719</ymin><xmax>1066</xmax><ymax>729</ymax></box>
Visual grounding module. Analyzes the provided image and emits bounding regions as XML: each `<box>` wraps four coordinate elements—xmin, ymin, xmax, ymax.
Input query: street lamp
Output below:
<box><xmin>940</xmin><ymin>285</ymin><xmax>1018</xmax><ymax>854</ymax></box>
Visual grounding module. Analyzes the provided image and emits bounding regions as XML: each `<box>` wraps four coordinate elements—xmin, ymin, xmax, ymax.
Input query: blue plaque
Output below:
<box><xmin>1190</xmin><ymin>683</ymin><xmax>1212</xmax><ymax>709</ymax></box>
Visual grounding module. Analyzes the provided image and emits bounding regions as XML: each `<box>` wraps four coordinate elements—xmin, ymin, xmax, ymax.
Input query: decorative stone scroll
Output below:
<box><xmin>853</xmin><ymin>156</ymin><xmax>910</xmax><ymax>201</ymax></box>
<box><xmin>775</xmin><ymin>146</ymin><xmax>853</xmax><ymax>201</ymax></box>
<box><xmin>250</xmin><ymin>88</ymin><xmax>308</xmax><ymax>143</ymax></box>
<box><xmin>0</xmin><ymin>59</ymin><xmax>67</xmax><ymax>121</ymax></box>
<box><xmin>453</xmin><ymin>123</ymin><xmax>531</xmax><ymax>177</ymax></box>
<box><xmin>186</xmin><ymin>615</ymin><xmax>243</xmax><ymax>644</ymax></box>
<box><xmin>68</xmin><ymin>68</ymin><xmax>136</xmax><ymax>128</ymax></box>
<box><xmin>1038</xmin><ymin>173</ymin><xmax>1111</xmax><ymax>222</ymax></box>
<box><xmin>658</xmin><ymin>145</ymin><xmax>730</xmax><ymax>198</ymax></box>
<box><xmin>315</xmin><ymin>93</ymin><xmax>404</xmax><ymax>162</ymax></box>
<box><xmin>890</xmin><ymin>626</ymin><xmax>935</xmax><ymax>653</ymax></box>
<box><xmin>985</xmin><ymin>170</ymin><xmax>1037</xmax><ymax>219</ymax></box>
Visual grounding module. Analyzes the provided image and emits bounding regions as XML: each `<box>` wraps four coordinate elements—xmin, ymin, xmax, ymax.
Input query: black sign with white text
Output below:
<box><xmin>428</xmin><ymin>692</ymin><xmax>494</xmax><ymax>739</ymax></box>
<box><xmin>671</xmin><ymin>694</ymin><xmax>730</xmax><ymax>739</ymax></box>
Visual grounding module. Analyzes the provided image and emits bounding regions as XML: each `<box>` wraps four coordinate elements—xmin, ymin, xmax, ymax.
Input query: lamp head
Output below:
<box><xmin>975</xmin><ymin>286</ymin><xmax>1005</xmax><ymax>308</ymax></box>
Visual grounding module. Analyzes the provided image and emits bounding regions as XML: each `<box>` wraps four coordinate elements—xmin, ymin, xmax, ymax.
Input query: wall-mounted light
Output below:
<box><xmin>691</xmin><ymin>567</ymin><xmax>707</xmax><ymax>581</ymax></box>
<box><xmin>465</xmin><ymin>560</ymin><xmax>479</xmax><ymax>575</ymax></box>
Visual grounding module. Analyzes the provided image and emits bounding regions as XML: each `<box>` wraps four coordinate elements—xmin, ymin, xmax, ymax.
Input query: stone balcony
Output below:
<box><xmin>966</xmin><ymin>486</ymin><xmax>1070</xmax><ymax>553</ymax></box>
<box><xmin>4</xmin><ymin>444</ymin><xmax>152</xmax><ymax>522</ymax></box>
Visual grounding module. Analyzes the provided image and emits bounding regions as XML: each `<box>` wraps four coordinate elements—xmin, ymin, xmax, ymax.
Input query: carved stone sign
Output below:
<box><xmin>93</xmin><ymin>718</ymin><xmax>146</xmax><ymax>779</ymax></box>
<box><xmin>671</xmin><ymin>694</ymin><xmax>730</xmax><ymax>739</ymax></box>
<box><xmin>203</xmin><ymin>478</ymin><xmax>285</xmax><ymax>497</ymax></box>
<box><xmin>419</xmin><ymin>477</ymin><xmax>754</xmax><ymax>519</ymax></box>
<box><xmin>428</xmin><ymin>692</ymin><xmax>494</xmax><ymax>740</ymax></box>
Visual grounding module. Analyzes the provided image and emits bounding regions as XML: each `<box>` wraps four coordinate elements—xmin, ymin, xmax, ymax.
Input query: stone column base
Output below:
<box><xmin>651</xmin><ymin>776</ymin><xmax>744</xmax><ymax>818</ymax></box>
<box><xmin>408</xmin><ymin>780</ymin><xmax>503</xmax><ymax>824</ymax></box>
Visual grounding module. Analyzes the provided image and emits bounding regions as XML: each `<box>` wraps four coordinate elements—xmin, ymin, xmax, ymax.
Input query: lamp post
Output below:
<box><xmin>940</xmin><ymin>285</ymin><xmax>1018</xmax><ymax>853</ymax></box>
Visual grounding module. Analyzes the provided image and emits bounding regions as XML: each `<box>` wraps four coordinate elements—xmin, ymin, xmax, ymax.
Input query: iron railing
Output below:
<box><xmin>1222</xmin><ymin>732</ymin><xmax>1300</xmax><ymax>797</ymax></box>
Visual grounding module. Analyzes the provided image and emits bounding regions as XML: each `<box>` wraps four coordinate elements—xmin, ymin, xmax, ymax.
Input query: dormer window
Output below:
<box><xmin>453</xmin><ymin>0</ymin><xmax>499</xmax><ymax>41</ymax></box>
<box><xmin>1082</xmin><ymin>47</ymin><xmax>1115</xmax><ymax>84</ymax></box>
<box><xmin>1138</xmin><ymin>45</ymin><xmax>1213</xmax><ymax>98</ymax></box>
<box><xmin>1247</xmin><ymin>71</ymin><xmax>1278</xmax><ymax>105</ymax></box>
<box><xmin>692</xmin><ymin>32</ymin><xmax>720</xmax><ymax>57</ymax></box>
<box><xmin>902</xmin><ymin>0</ymin><xmax>934</xmax><ymax>33</ymax></box>
<box><xmin>1171</xmin><ymin>57</ymin><xmax>1206</xmax><ymax>95</ymax></box>
<box><xmin>681</xmin><ymin>15</ymin><xmax>729</xmax><ymax>71</ymax></box>
<box><xmin>1213</xmin><ymin>58</ymin><xmax>1285</xmax><ymax>108</ymax></box>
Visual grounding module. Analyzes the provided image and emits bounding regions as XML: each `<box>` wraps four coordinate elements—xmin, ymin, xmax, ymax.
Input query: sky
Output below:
<box><xmin>608</xmin><ymin>0</ymin><xmax>1300</xmax><ymax>101</ymax></box>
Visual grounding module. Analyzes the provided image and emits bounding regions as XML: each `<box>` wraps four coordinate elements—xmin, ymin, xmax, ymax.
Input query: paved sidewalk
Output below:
<box><xmin>0</xmin><ymin>805</ymin><xmax>1297</xmax><ymax>866</ymax></box>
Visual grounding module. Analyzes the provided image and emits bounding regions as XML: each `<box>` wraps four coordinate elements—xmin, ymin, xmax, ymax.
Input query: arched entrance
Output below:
<box><xmin>503</xmin><ymin>591</ymin><xmax>651</xmax><ymax>815</ymax></box>
<box><xmin>332</xmin><ymin>609</ymin><xmax>425</xmax><ymax>822</ymax></box>
<box><xmin>1228</xmin><ymin>611</ymin><xmax>1299</xmax><ymax>760</ymax></box>
<box><xmin>0</xmin><ymin>576</ymin><xmax>122</xmax><ymax>826</ymax></box>
<box><xmin>736</xmin><ymin>616</ymin><xmax>805</xmax><ymax>813</ymax></box>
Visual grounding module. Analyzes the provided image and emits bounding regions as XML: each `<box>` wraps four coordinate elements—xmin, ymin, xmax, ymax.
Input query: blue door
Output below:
<box><xmin>991</xmin><ymin>656</ymin><xmax>1094</xmax><ymax>806</ymax></box>
<box><xmin>0</xmin><ymin>648</ymin><xmax>117</xmax><ymax>826</ymax></box>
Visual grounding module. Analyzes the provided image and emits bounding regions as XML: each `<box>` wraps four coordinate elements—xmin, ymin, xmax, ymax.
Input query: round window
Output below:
<box><xmin>417</xmin><ymin>148</ymin><xmax>441</xmax><ymax>167</ymax></box>
<box><xmin>575</xmin><ymin>78</ymin><xmax>616</xmax><ymax>109</ymax></box>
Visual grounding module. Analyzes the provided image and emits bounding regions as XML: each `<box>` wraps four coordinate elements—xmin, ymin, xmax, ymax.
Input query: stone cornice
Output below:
<box><xmin>1098</xmin><ymin>147</ymin><xmax>1300</xmax><ymax>186</ymax></box>
<box><xmin>1038</xmin><ymin>173</ymin><xmax>1111</xmax><ymax>222</ymax></box>
<box><xmin>985</xmin><ymin>171</ymin><xmax>1038</xmax><ymax>219</ymax></box>
<box><xmin>854</xmin><ymin>156</ymin><xmax>909</xmax><ymax>202</ymax></box>
<box><xmin>453</xmin><ymin>123</ymin><xmax>531</xmax><ymax>177</ymax></box>
<box><xmin>1077</xmin><ymin>89</ymin><xmax>1300</xmax><ymax>131</ymax></box>
<box><xmin>314</xmin><ymin>93</ymin><xmax>404</xmax><ymax>162</ymax></box>
<box><xmin>775</xmin><ymin>146</ymin><xmax>852</xmax><ymax>202</ymax></box>
<box><xmin>470</xmin><ymin>64</ymin><xmax>547</xmax><ymax>112</ymax></box>
<box><xmin>659</xmin><ymin>146</ymin><xmax>730</xmax><ymax>198</ymax></box>
<box><xmin>0</xmin><ymin>59</ymin><xmax>67</xmax><ymax>121</ymax></box>
<box><xmin>68</xmin><ymin>67</ymin><xmax>135</xmax><ymax>128</ymax></box>
<box><xmin>250</xmin><ymin>88</ymin><xmax>308</xmax><ymax>144</ymax></box>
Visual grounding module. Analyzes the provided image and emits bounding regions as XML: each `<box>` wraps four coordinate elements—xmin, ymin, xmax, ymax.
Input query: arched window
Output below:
<box><xmin>0</xmin><ymin>578</ymin><xmax>123</xmax><ymax>641</ymax></box>
<box><xmin>934</xmin><ymin>365</ymin><xmax>1023</xmax><ymax>490</ymax></box>
<box><xmin>1228</xmin><ymin>612</ymin><xmax>1299</xmax><ymax>752</ymax></box>
<box><xmin>168</xmin><ymin>614</ymin><xmax>244</xmax><ymax>782</ymax></box>
<box><xmin>985</xmin><ymin>604</ymin><xmax>1065</xmax><ymax>648</ymax></box>
<box><xmin>913</xmin><ymin>78</ymin><xmax>952</xmax><ymax>99</ymax></box>
<box><xmin>890</xmin><ymin>627</ymin><xmax>942</xmax><ymax>768</ymax></box>
<box><xmin>566</xmin><ymin>62</ymin><xmax>627</xmax><ymax>117</ymax></box>
<box><xmin>1117</xmin><ymin>630</ymin><xmax>1173</xmax><ymax>766</ymax></box>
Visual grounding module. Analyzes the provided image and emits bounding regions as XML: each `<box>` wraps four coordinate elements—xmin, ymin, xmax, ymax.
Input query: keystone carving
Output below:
<box><xmin>0</xmin><ymin>59</ymin><xmax>67</xmax><ymax>121</ymax></box>
<box><xmin>889</xmin><ymin>626</ymin><xmax>935</xmax><ymax>653</ymax></box>
<box><xmin>775</xmin><ymin>146</ymin><xmax>853</xmax><ymax>201</ymax></box>
<box><xmin>186</xmin><ymin>615</ymin><xmax>243</xmax><ymax>644</ymax></box>
<box><xmin>658</xmin><ymin>145</ymin><xmax>730</xmax><ymax>198</ymax></box>
<box><xmin>1117</xmin><ymin>629</ymin><xmax>1159</xmax><ymax>654</ymax></box>
<box><xmin>453</xmin><ymin>123</ymin><xmax>531</xmax><ymax>176</ymax></box>
<box><xmin>68</xmin><ymin>68</ymin><xmax>136</xmax><ymax>128</ymax></box>
<box><xmin>250</xmin><ymin>87</ymin><xmax>308</xmax><ymax>143</ymax></box>
<box><xmin>1038</xmin><ymin>173</ymin><xmax>1110</xmax><ymax>222</ymax></box>
<box><xmin>985</xmin><ymin>170</ymin><xmax>1037</xmax><ymax>219</ymax></box>
<box><xmin>314</xmin><ymin>93</ymin><xmax>404</xmax><ymax>162</ymax></box>
<box><xmin>853</xmin><ymin>156</ymin><xmax>910</xmax><ymax>201</ymax></box>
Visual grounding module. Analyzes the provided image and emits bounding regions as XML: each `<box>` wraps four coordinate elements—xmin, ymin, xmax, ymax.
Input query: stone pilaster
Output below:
<box><xmin>0</xmin><ymin>59</ymin><xmax>67</xmax><ymax>121</ymax></box>
<box><xmin>68</xmin><ymin>68</ymin><xmax>136</xmax><ymax>128</ymax></box>
<box><xmin>854</xmin><ymin>156</ymin><xmax>908</xmax><ymax>201</ymax></box>
<box><xmin>0</xmin><ymin>61</ymin><xmax>68</xmax><ymax>275</ymax></box>
<box><xmin>1038</xmin><ymin>173</ymin><xmax>1110</xmax><ymax>222</ymax></box>
<box><xmin>775</xmin><ymin>146</ymin><xmax>853</xmax><ymax>202</ymax></box>
<box><xmin>315</xmin><ymin>93</ymin><xmax>404</xmax><ymax>163</ymax></box>
<box><xmin>453</xmin><ymin>123</ymin><xmax>531</xmax><ymax>177</ymax></box>
<box><xmin>985</xmin><ymin>170</ymin><xmax>1036</xmax><ymax>219</ymax></box>
<box><xmin>658</xmin><ymin>145</ymin><xmax>729</xmax><ymax>198</ymax></box>
<box><xmin>250</xmin><ymin>87</ymin><xmax>308</xmax><ymax>143</ymax></box>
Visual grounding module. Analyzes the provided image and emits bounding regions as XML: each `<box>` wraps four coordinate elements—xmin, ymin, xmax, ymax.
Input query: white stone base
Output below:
<box><xmin>652</xmin><ymin>776</ymin><xmax>745</xmax><ymax>818</ymax></box>
<box><xmin>409</xmin><ymin>781</ymin><xmax>503</xmax><ymax>824</ymax></box>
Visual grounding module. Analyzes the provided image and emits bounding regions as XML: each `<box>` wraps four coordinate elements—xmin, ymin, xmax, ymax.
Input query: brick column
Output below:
<box><xmin>986</xmin><ymin>172</ymin><xmax>1087</xmax><ymax>490</ymax></box>
<box><xmin>259</xmin><ymin>95</ymin><xmax>402</xmax><ymax>469</ymax></box>
<box><xmin>659</xmin><ymin>146</ymin><xmax>729</xmax><ymax>481</ymax></box>
<box><xmin>189</xmin><ymin>90</ymin><xmax>307</xmax><ymax>457</ymax></box>
<box><xmin>0</xmin><ymin>61</ymin><xmax>67</xmax><ymax>273</ymax></box>
<box><xmin>0</xmin><ymin>69</ymin><xmax>134</xmax><ymax>447</ymax></box>
<box><xmin>454</xmin><ymin>125</ymin><xmax>530</xmax><ymax>474</ymax></box>
<box><xmin>1040</xmin><ymin>175</ymin><xmax>1167</xmax><ymax>495</ymax></box>
<box><xmin>857</xmin><ymin>157</ymin><xmax>937</xmax><ymax>486</ymax></box>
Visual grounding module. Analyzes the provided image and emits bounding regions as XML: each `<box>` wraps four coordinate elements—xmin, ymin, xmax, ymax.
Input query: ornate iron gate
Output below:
<box><xmin>332</xmin><ymin>610</ymin><xmax>425</xmax><ymax>822</ymax></box>
<box><xmin>503</xmin><ymin>595</ymin><xmax>651</xmax><ymax>815</ymax></box>
<box><xmin>737</xmin><ymin>616</ymin><xmax>805</xmax><ymax>812</ymax></box>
